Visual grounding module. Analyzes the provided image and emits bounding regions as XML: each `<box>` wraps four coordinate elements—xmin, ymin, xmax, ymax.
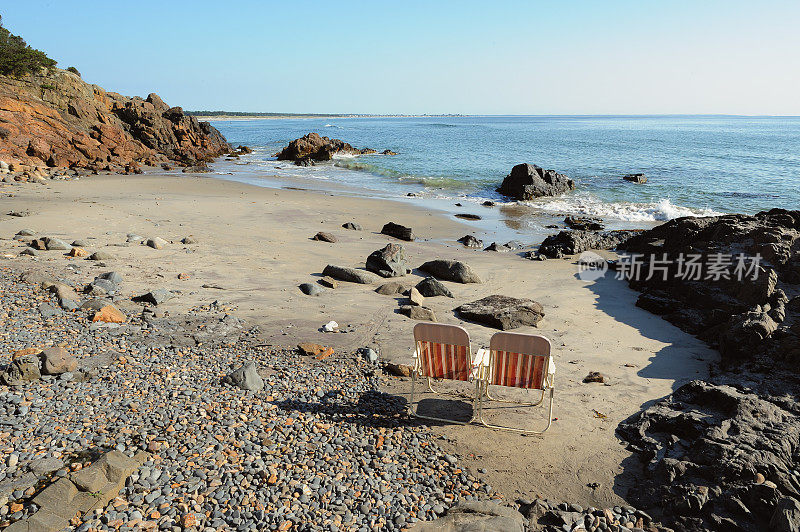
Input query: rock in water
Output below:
<box><xmin>40</xmin><ymin>347</ymin><xmax>78</xmax><ymax>375</ymax></box>
<box><xmin>457</xmin><ymin>235</ymin><xmax>483</xmax><ymax>248</ymax></box>
<box><xmin>274</xmin><ymin>132</ymin><xmax>375</xmax><ymax>165</ymax></box>
<box><xmin>223</xmin><ymin>362</ymin><xmax>264</xmax><ymax>391</ymax></box>
<box><xmin>419</xmin><ymin>259</ymin><xmax>481</xmax><ymax>284</ymax></box>
<box><xmin>623</xmin><ymin>173</ymin><xmax>648</xmax><ymax>184</ymax></box>
<box><xmin>456</xmin><ymin>295</ymin><xmax>544</xmax><ymax>330</ymax></box>
<box><xmin>564</xmin><ymin>216</ymin><xmax>604</xmax><ymax>231</ymax></box>
<box><xmin>366</xmin><ymin>243</ymin><xmax>408</xmax><ymax>278</ymax></box>
<box><xmin>322</xmin><ymin>265</ymin><xmax>380</xmax><ymax>284</ymax></box>
<box><xmin>496</xmin><ymin>163</ymin><xmax>575</xmax><ymax>200</ymax></box>
<box><xmin>538</xmin><ymin>230</ymin><xmax>639</xmax><ymax>258</ymax></box>
<box><xmin>299</xmin><ymin>282</ymin><xmax>324</xmax><ymax>296</ymax></box>
<box><xmin>415</xmin><ymin>277</ymin><xmax>454</xmax><ymax>298</ymax></box>
<box><xmin>381</xmin><ymin>222</ymin><xmax>415</xmax><ymax>241</ymax></box>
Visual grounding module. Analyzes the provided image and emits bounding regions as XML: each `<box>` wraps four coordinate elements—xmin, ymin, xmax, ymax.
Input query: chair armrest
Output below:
<box><xmin>474</xmin><ymin>348</ymin><xmax>490</xmax><ymax>367</ymax></box>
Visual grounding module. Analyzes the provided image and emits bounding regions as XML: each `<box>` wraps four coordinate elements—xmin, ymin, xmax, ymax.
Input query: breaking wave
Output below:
<box><xmin>532</xmin><ymin>196</ymin><xmax>724</xmax><ymax>222</ymax></box>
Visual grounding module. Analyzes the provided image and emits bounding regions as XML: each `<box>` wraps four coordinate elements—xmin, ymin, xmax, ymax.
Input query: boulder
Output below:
<box><xmin>299</xmin><ymin>283</ymin><xmax>324</xmax><ymax>296</ymax></box>
<box><xmin>457</xmin><ymin>235</ymin><xmax>483</xmax><ymax>248</ymax></box>
<box><xmin>564</xmin><ymin>216</ymin><xmax>604</xmax><ymax>231</ymax></box>
<box><xmin>381</xmin><ymin>222</ymin><xmax>415</xmax><ymax>241</ymax></box>
<box><xmin>322</xmin><ymin>265</ymin><xmax>380</xmax><ymax>284</ymax></box>
<box><xmin>538</xmin><ymin>230</ymin><xmax>639</xmax><ymax>258</ymax></box>
<box><xmin>87</xmin><ymin>251</ymin><xmax>114</xmax><ymax>261</ymax></box>
<box><xmin>419</xmin><ymin>259</ymin><xmax>481</xmax><ymax>284</ymax></box>
<box><xmin>274</xmin><ymin>132</ymin><xmax>375</xmax><ymax>164</ymax></box>
<box><xmin>312</xmin><ymin>232</ymin><xmax>338</xmax><ymax>243</ymax></box>
<box><xmin>496</xmin><ymin>163</ymin><xmax>575</xmax><ymax>200</ymax></box>
<box><xmin>456</xmin><ymin>295</ymin><xmax>544</xmax><ymax>330</ymax></box>
<box><xmin>44</xmin><ymin>237</ymin><xmax>71</xmax><ymax>251</ymax></box>
<box><xmin>408</xmin><ymin>287</ymin><xmax>425</xmax><ymax>306</ymax></box>
<box><xmin>223</xmin><ymin>362</ymin><xmax>264</xmax><ymax>391</ymax></box>
<box><xmin>415</xmin><ymin>277</ymin><xmax>454</xmax><ymax>298</ymax></box>
<box><xmin>366</xmin><ymin>243</ymin><xmax>408</xmax><ymax>278</ymax></box>
<box><xmin>623</xmin><ymin>173</ymin><xmax>648</xmax><ymax>184</ymax></box>
<box><xmin>1</xmin><ymin>355</ymin><xmax>41</xmax><ymax>386</ymax></box>
<box><xmin>39</xmin><ymin>347</ymin><xmax>78</xmax><ymax>375</ymax></box>
<box><xmin>375</xmin><ymin>281</ymin><xmax>410</xmax><ymax>295</ymax></box>
<box><xmin>401</xmin><ymin>305</ymin><xmax>436</xmax><ymax>322</ymax></box>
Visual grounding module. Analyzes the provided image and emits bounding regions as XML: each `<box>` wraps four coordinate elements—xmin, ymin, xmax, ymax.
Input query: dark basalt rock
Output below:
<box><xmin>274</xmin><ymin>132</ymin><xmax>376</xmax><ymax>165</ymax></box>
<box><xmin>618</xmin><ymin>209</ymin><xmax>800</xmax><ymax>368</ymax></box>
<box><xmin>381</xmin><ymin>222</ymin><xmax>415</xmax><ymax>241</ymax></box>
<box><xmin>365</xmin><ymin>243</ymin><xmax>408</xmax><ymax>278</ymax></box>
<box><xmin>456</xmin><ymin>295</ymin><xmax>544</xmax><ymax>330</ymax></box>
<box><xmin>623</xmin><ymin>173</ymin><xmax>648</xmax><ymax>184</ymax></box>
<box><xmin>618</xmin><ymin>379</ymin><xmax>800</xmax><ymax>532</ymax></box>
<box><xmin>457</xmin><ymin>235</ymin><xmax>483</xmax><ymax>248</ymax></box>
<box><xmin>538</xmin><ymin>230</ymin><xmax>640</xmax><ymax>259</ymax></box>
<box><xmin>564</xmin><ymin>216</ymin><xmax>604</xmax><ymax>231</ymax></box>
<box><xmin>496</xmin><ymin>163</ymin><xmax>575</xmax><ymax>200</ymax></box>
<box><xmin>415</xmin><ymin>277</ymin><xmax>454</xmax><ymax>298</ymax></box>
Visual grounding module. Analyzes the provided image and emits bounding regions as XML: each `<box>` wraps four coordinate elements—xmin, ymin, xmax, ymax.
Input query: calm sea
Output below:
<box><xmin>207</xmin><ymin>115</ymin><xmax>800</xmax><ymax>225</ymax></box>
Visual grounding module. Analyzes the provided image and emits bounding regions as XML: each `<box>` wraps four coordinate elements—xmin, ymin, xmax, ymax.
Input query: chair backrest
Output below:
<box><xmin>488</xmin><ymin>332</ymin><xmax>551</xmax><ymax>390</ymax></box>
<box><xmin>414</xmin><ymin>323</ymin><xmax>472</xmax><ymax>381</ymax></box>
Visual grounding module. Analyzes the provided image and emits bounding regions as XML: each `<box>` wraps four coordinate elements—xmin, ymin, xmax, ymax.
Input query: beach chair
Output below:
<box><xmin>475</xmin><ymin>332</ymin><xmax>555</xmax><ymax>434</ymax></box>
<box><xmin>409</xmin><ymin>323</ymin><xmax>481</xmax><ymax>424</ymax></box>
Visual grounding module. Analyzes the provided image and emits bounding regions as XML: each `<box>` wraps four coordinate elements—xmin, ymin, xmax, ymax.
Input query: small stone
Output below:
<box><xmin>93</xmin><ymin>305</ymin><xmax>126</xmax><ymax>324</ymax></box>
<box><xmin>181</xmin><ymin>235</ymin><xmax>198</xmax><ymax>244</ymax></box>
<box><xmin>299</xmin><ymin>283</ymin><xmax>324</xmax><ymax>296</ymax></box>
<box><xmin>755</xmin><ymin>473</ymin><xmax>766</xmax><ymax>484</ymax></box>
<box><xmin>87</xmin><ymin>251</ymin><xmax>114</xmax><ymax>261</ymax></box>
<box><xmin>401</xmin><ymin>305</ymin><xmax>436</xmax><ymax>321</ymax></box>
<box><xmin>385</xmin><ymin>363</ymin><xmax>413</xmax><ymax>377</ymax></box>
<box><xmin>583</xmin><ymin>371</ymin><xmax>605</xmax><ymax>383</ymax></box>
<box><xmin>342</xmin><ymin>222</ymin><xmax>362</xmax><ymax>231</ymax></box>
<box><xmin>312</xmin><ymin>232</ymin><xmax>338</xmax><ymax>243</ymax></box>
<box><xmin>40</xmin><ymin>346</ymin><xmax>78</xmax><ymax>375</ymax></box>
<box><xmin>318</xmin><ymin>276</ymin><xmax>338</xmax><ymax>289</ymax></box>
<box><xmin>408</xmin><ymin>287</ymin><xmax>425</xmax><ymax>306</ymax></box>
<box><xmin>223</xmin><ymin>362</ymin><xmax>264</xmax><ymax>391</ymax></box>
<box><xmin>146</xmin><ymin>237</ymin><xmax>168</xmax><ymax>249</ymax></box>
<box><xmin>68</xmin><ymin>247</ymin><xmax>89</xmax><ymax>258</ymax></box>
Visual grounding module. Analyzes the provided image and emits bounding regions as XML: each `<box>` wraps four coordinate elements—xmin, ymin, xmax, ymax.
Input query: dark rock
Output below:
<box><xmin>564</xmin><ymin>216</ymin><xmax>604</xmax><ymax>231</ymax></box>
<box><xmin>623</xmin><ymin>173</ymin><xmax>648</xmax><ymax>184</ymax></box>
<box><xmin>322</xmin><ymin>265</ymin><xmax>380</xmax><ymax>284</ymax></box>
<box><xmin>366</xmin><ymin>243</ymin><xmax>408</xmax><ymax>278</ymax></box>
<box><xmin>182</xmin><ymin>164</ymin><xmax>211</xmax><ymax>173</ymax></box>
<box><xmin>341</xmin><ymin>222</ymin><xmax>362</xmax><ymax>231</ymax></box>
<box><xmin>381</xmin><ymin>222</ymin><xmax>415</xmax><ymax>241</ymax></box>
<box><xmin>415</xmin><ymin>277</ymin><xmax>454</xmax><ymax>298</ymax></box>
<box><xmin>457</xmin><ymin>235</ymin><xmax>483</xmax><ymax>248</ymax></box>
<box><xmin>539</xmin><ymin>230</ymin><xmax>639</xmax><ymax>258</ymax></box>
<box><xmin>484</xmin><ymin>242</ymin><xmax>512</xmax><ymax>252</ymax></box>
<box><xmin>274</xmin><ymin>132</ymin><xmax>375</xmax><ymax>164</ymax></box>
<box><xmin>482</xmin><ymin>201</ymin><xmax>495</xmax><ymax>207</ymax></box>
<box><xmin>583</xmin><ymin>371</ymin><xmax>605</xmax><ymax>383</ymax></box>
<box><xmin>299</xmin><ymin>283</ymin><xmax>324</xmax><ymax>296</ymax></box>
<box><xmin>457</xmin><ymin>295</ymin><xmax>544</xmax><ymax>330</ymax></box>
<box><xmin>455</xmin><ymin>213</ymin><xmax>481</xmax><ymax>220</ymax></box>
<box><xmin>181</xmin><ymin>235</ymin><xmax>198</xmax><ymax>244</ymax></box>
<box><xmin>496</xmin><ymin>163</ymin><xmax>575</xmax><ymax>200</ymax></box>
<box><xmin>133</xmin><ymin>288</ymin><xmax>173</xmax><ymax>305</ymax></box>
<box><xmin>312</xmin><ymin>231</ymin><xmax>338</xmax><ymax>243</ymax></box>
<box><xmin>375</xmin><ymin>281</ymin><xmax>409</xmax><ymax>295</ymax></box>
<box><xmin>382</xmin><ymin>149</ymin><xmax>397</xmax><ymax>155</ymax></box>
<box><xmin>222</xmin><ymin>362</ymin><xmax>264</xmax><ymax>391</ymax></box>
<box><xmin>419</xmin><ymin>259</ymin><xmax>481</xmax><ymax>284</ymax></box>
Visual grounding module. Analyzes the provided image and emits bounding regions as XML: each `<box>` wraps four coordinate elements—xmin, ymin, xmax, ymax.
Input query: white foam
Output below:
<box><xmin>532</xmin><ymin>196</ymin><xmax>724</xmax><ymax>222</ymax></box>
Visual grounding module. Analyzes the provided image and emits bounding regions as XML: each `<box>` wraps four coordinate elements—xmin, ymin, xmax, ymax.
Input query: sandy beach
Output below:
<box><xmin>0</xmin><ymin>173</ymin><xmax>718</xmax><ymax>510</ymax></box>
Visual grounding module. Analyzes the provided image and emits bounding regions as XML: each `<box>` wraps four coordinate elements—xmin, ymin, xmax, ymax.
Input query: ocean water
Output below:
<box><xmin>207</xmin><ymin>115</ymin><xmax>800</xmax><ymax>225</ymax></box>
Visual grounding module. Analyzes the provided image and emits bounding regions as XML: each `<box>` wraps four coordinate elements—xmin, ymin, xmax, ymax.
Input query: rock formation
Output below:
<box><xmin>0</xmin><ymin>68</ymin><xmax>230</xmax><ymax>174</ymax></box>
<box><xmin>538</xmin><ymin>229</ymin><xmax>641</xmax><ymax>259</ymax></box>
<box><xmin>274</xmin><ymin>132</ymin><xmax>376</xmax><ymax>165</ymax></box>
<box><xmin>496</xmin><ymin>163</ymin><xmax>575</xmax><ymax>200</ymax></box>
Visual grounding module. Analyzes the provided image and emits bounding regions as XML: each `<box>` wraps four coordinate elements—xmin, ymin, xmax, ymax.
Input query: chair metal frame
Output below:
<box><xmin>475</xmin><ymin>332</ymin><xmax>555</xmax><ymax>435</ymax></box>
<box><xmin>409</xmin><ymin>323</ymin><xmax>481</xmax><ymax>425</ymax></box>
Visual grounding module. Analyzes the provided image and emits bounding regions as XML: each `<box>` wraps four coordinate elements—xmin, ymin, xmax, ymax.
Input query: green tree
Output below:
<box><xmin>0</xmin><ymin>15</ymin><xmax>57</xmax><ymax>78</ymax></box>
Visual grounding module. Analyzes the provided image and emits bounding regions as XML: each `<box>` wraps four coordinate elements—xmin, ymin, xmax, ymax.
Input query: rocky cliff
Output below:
<box><xmin>0</xmin><ymin>68</ymin><xmax>230</xmax><ymax>174</ymax></box>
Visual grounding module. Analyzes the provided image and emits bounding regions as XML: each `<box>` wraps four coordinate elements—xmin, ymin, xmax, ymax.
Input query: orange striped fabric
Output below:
<box><xmin>489</xmin><ymin>351</ymin><xmax>546</xmax><ymax>389</ymax></box>
<box><xmin>418</xmin><ymin>341</ymin><xmax>471</xmax><ymax>381</ymax></box>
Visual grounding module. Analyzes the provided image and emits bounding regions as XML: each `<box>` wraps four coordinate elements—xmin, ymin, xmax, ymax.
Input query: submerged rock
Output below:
<box><xmin>496</xmin><ymin>163</ymin><xmax>575</xmax><ymax>200</ymax></box>
<box><xmin>623</xmin><ymin>173</ymin><xmax>648</xmax><ymax>184</ymax></box>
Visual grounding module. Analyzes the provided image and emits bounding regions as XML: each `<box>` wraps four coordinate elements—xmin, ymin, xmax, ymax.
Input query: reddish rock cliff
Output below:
<box><xmin>0</xmin><ymin>68</ymin><xmax>229</xmax><ymax>173</ymax></box>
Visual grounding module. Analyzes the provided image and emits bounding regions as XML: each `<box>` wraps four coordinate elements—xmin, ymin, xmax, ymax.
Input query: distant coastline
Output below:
<box><xmin>186</xmin><ymin>111</ymin><xmax>467</xmax><ymax>121</ymax></box>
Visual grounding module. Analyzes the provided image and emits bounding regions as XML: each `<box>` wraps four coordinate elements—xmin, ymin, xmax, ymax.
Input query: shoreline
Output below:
<box><xmin>0</xmin><ymin>172</ymin><xmax>717</xmax><ymax>514</ymax></box>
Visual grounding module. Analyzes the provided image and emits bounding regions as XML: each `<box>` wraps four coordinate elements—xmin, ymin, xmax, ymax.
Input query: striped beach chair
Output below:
<box><xmin>475</xmin><ymin>332</ymin><xmax>555</xmax><ymax>434</ymax></box>
<box><xmin>409</xmin><ymin>323</ymin><xmax>481</xmax><ymax>424</ymax></box>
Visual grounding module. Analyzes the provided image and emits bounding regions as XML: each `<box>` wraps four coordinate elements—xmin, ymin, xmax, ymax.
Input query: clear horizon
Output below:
<box><xmin>3</xmin><ymin>0</ymin><xmax>800</xmax><ymax>115</ymax></box>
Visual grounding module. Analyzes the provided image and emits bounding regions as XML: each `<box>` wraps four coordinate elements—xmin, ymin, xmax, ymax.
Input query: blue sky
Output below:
<box><xmin>3</xmin><ymin>1</ymin><xmax>799</xmax><ymax>114</ymax></box>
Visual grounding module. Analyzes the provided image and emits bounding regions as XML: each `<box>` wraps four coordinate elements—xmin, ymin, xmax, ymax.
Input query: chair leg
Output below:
<box><xmin>478</xmin><ymin>387</ymin><xmax>554</xmax><ymax>435</ymax></box>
